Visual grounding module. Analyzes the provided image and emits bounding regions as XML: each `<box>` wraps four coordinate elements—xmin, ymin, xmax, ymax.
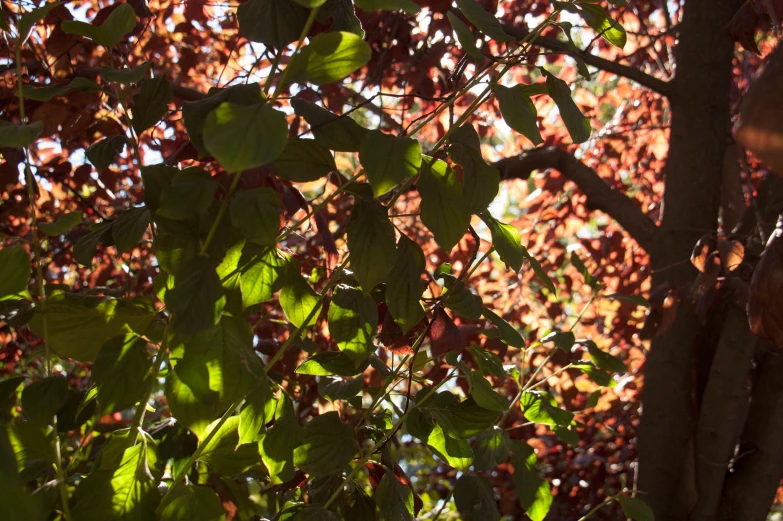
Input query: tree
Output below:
<box><xmin>0</xmin><ymin>0</ymin><xmax>781</xmax><ymax>520</ymax></box>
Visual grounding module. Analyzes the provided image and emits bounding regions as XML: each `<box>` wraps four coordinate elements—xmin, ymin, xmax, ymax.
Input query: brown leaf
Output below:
<box><xmin>691</xmin><ymin>233</ymin><xmax>717</xmax><ymax>273</ymax></box>
<box><xmin>718</xmin><ymin>239</ymin><xmax>745</xmax><ymax>272</ymax></box>
<box><xmin>379</xmin><ymin>311</ymin><xmax>413</xmax><ymax>355</ymax></box>
<box><xmin>429</xmin><ymin>307</ymin><xmax>465</xmax><ymax>356</ymax></box>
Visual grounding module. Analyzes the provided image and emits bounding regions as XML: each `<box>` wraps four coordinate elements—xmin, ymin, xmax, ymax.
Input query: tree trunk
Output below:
<box><xmin>637</xmin><ymin>0</ymin><xmax>744</xmax><ymax>519</ymax></box>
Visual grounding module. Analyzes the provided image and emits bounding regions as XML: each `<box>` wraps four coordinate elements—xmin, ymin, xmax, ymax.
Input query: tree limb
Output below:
<box><xmin>502</xmin><ymin>25</ymin><xmax>673</xmax><ymax>97</ymax></box>
<box><xmin>493</xmin><ymin>147</ymin><xmax>659</xmax><ymax>252</ymax></box>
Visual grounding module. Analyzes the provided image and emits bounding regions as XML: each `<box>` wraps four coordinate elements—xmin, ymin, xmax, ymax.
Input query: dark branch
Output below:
<box><xmin>502</xmin><ymin>25</ymin><xmax>673</xmax><ymax>97</ymax></box>
<box><xmin>493</xmin><ymin>147</ymin><xmax>659</xmax><ymax>252</ymax></box>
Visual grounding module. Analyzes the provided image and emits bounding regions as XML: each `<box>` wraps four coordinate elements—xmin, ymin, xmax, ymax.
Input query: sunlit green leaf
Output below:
<box><xmin>280</xmin><ymin>263</ymin><xmax>322</xmax><ymax>329</ymax></box>
<box><xmin>423</xmin><ymin>393</ymin><xmax>498</xmax><ymax>439</ymax></box>
<box><xmin>585</xmin><ymin>340</ymin><xmax>627</xmax><ymax>373</ymax></box>
<box><xmin>418</xmin><ymin>156</ymin><xmax>471</xmax><ymax>253</ymax></box>
<box><xmin>259</xmin><ymin>392</ymin><xmax>301</xmax><ymax>484</ymax></box>
<box><xmin>240</xmin><ymin>247</ymin><xmax>288</xmax><ymax>309</ymax></box>
<box><xmin>204</xmin><ymin>101</ymin><xmax>288</xmax><ymax>172</ymax></box>
<box><xmin>198</xmin><ymin>416</ymin><xmax>260</xmax><ymax>476</ymax></box>
<box><xmin>239</xmin><ymin>378</ymin><xmax>276</xmax><ymax>444</ymax></box>
<box><xmin>346</xmin><ymin>197</ymin><xmax>397</xmax><ymax>292</ymax></box>
<box><xmin>470</xmin><ymin>370</ymin><xmax>507</xmax><ymax>412</ymax></box>
<box><xmin>578</xmin><ymin>3</ymin><xmax>627</xmax><ymax>49</ymax></box>
<box><xmin>520</xmin><ymin>391</ymin><xmax>574</xmax><ymax>427</ymax></box>
<box><xmin>473</xmin><ymin>427</ymin><xmax>510</xmax><ymax>470</ymax></box>
<box><xmin>510</xmin><ymin>441</ymin><xmax>552</xmax><ymax>521</ymax></box>
<box><xmin>426</xmin><ymin>423</ymin><xmax>473</xmax><ymax>471</ymax></box>
<box><xmin>328</xmin><ymin>285</ymin><xmax>378</xmax><ymax>361</ymax></box>
<box><xmin>287</xmin><ymin>31</ymin><xmax>372</xmax><ymax>86</ymax></box>
<box><xmin>296</xmin><ymin>351</ymin><xmax>369</xmax><ymax>376</ymax></box>
<box><xmin>359</xmin><ymin>130</ymin><xmax>421</xmax><ymax>197</ymax></box>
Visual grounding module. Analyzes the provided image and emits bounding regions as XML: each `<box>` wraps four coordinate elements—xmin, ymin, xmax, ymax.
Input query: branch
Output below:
<box><xmin>502</xmin><ymin>25</ymin><xmax>673</xmax><ymax>97</ymax></box>
<box><xmin>493</xmin><ymin>147</ymin><xmax>659</xmax><ymax>252</ymax></box>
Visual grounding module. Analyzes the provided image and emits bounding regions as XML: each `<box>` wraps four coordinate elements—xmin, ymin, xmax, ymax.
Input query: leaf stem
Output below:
<box><xmin>263</xmin><ymin>51</ymin><xmax>282</xmax><ymax>95</ymax></box>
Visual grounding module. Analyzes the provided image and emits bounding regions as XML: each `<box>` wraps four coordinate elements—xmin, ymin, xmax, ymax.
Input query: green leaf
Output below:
<box><xmin>73</xmin><ymin>220</ymin><xmax>114</xmax><ymax>266</ymax></box>
<box><xmin>100</xmin><ymin>62</ymin><xmax>154</xmax><ymax>84</ymax></box>
<box><xmin>29</xmin><ymin>293</ymin><xmax>154</xmax><ymax>361</ymax></box>
<box><xmin>72</xmin><ymin>442</ymin><xmax>160</xmax><ymax>521</ymax></box>
<box><xmin>585</xmin><ymin>340</ymin><xmax>627</xmax><ymax>373</ymax></box>
<box><xmin>230</xmin><ymin>187</ymin><xmax>281</xmax><ymax>245</ymax></box>
<box><xmin>0</xmin><ymin>424</ymin><xmax>45</xmax><ymax>520</ymax></box>
<box><xmin>542</xmin><ymin>330</ymin><xmax>575</xmax><ymax>352</ymax></box>
<box><xmin>617</xmin><ymin>497</ymin><xmax>655</xmax><ymax>521</ymax></box>
<box><xmin>510</xmin><ymin>441</ymin><xmax>552</xmax><ymax>521</ymax></box>
<box><xmin>290</xmin><ymin>98</ymin><xmax>368</xmax><ymax>152</ymax></box>
<box><xmin>470</xmin><ymin>370</ymin><xmax>507</xmax><ymax>411</ymax></box>
<box><xmin>376</xmin><ymin>472</ymin><xmax>414</xmax><ymax>521</ymax></box>
<box><xmin>319</xmin><ymin>0</ymin><xmax>364</xmax><ymax>37</ymax></box>
<box><xmin>272</xmin><ymin>138</ymin><xmax>337</xmax><ymax>182</ymax></box>
<box><xmin>293</xmin><ymin>411</ymin><xmax>357</xmax><ymax>475</ymax></box>
<box><xmin>259</xmin><ymin>392</ymin><xmax>301</xmax><ymax>484</ymax></box>
<box><xmin>7</xmin><ymin>420</ymin><xmax>55</xmax><ymax>479</ymax></box>
<box><xmin>423</xmin><ymin>394</ymin><xmax>498</xmax><ymax>439</ymax></box>
<box><xmin>473</xmin><ymin>427</ymin><xmax>510</xmax><ymax>470</ymax></box>
<box><xmin>328</xmin><ymin>285</ymin><xmax>378</xmax><ymax>361</ymax></box>
<box><xmin>468</xmin><ymin>346</ymin><xmax>506</xmax><ymax>378</ymax></box>
<box><xmin>454</xmin><ymin>474</ymin><xmax>500</xmax><ymax>521</ymax></box>
<box><xmin>318</xmin><ymin>376</ymin><xmax>364</xmax><ymax>401</ymax></box>
<box><xmin>426</xmin><ymin>423</ymin><xmax>473</xmax><ymax>471</ymax></box>
<box><xmin>280</xmin><ymin>263</ymin><xmax>322</xmax><ymax>329</ymax></box>
<box><xmin>385</xmin><ymin>234</ymin><xmax>426</xmax><ymax>333</ymax></box>
<box><xmin>520</xmin><ymin>391</ymin><xmax>574</xmax><ymax>427</ymax></box>
<box><xmin>447</xmin><ymin>11</ymin><xmax>484</xmax><ymax>61</ymax></box>
<box><xmin>455</xmin><ymin>0</ymin><xmax>512</xmax><ymax>42</ymax></box>
<box><xmin>237</xmin><ymin>0</ymin><xmax>309</xmax><ymax>47</ymax></box>
<box><xmin>442</xmin><ymin>276</ymin><xmax>483</xmax><ymax>320</ymax></box>
<box><xmin>165</xmin><ymin>256</ymin><xmax>225</xmax><ymax>335</ymax></box>
<box><xmin>481</xmin><ymin>213</ymin><xmax>523</xmax><ymax>271</ymax></box>
<box><xmin>606</xmin><ymin>293</ymin><xmax>649</xmax><ymax>308</ymax></box>
<box><xmin>449</xmin><ymin>126</ymin><xmax>499</xmax><ymax>213</ymax></box>
<box><xmin>523</xmin><ymin>248</ymin><xmax>556</xmax><ymax>293</ymax></box>
<box><xmin>166</xmin><ymin>316</ymin><xmax>264</xmax><ymax>438</ymax></box>
<box><xmin>156</xmin><ymin>167</ymin><xmax>218</xmax><ymax>221</ymax></box>
<box><xmin>287</xmin><ymin>31</ymin><xmax>372</xmax><ymax>86</ymax></box>
<box><xmin>20</xmin><ymin>77</ymin><xmax>101</xmax><ymax>101</ymax></box>
<box><xmin>86</xmin><ymin>135</ymin><xmax>127</xmax><ymax>172</ymax></box>
<box><xmin>494</xmin><ymin>84</ymin><xmax>543</xmax><ymax>145</ymax></box>
<box><xmin>418</xmin><ymin>156</ymin><xmax>471</xmax><ymax>253</ymax></box>
<box><xmin>204</xmin><ymin>101</ymin><xmax>288</xmax><ymax>172</ymax></box>
<box><xmin>573</xmin><ymin>362</ymin><xmax>616</xmax><ymax>387</ymax></box>
<box><xmin>346</xmin><ymin>197</ymin><xmax>397</xmax><ymax>292</ymax></box>
<box><xmin>0</xmin><ymin>120</ymin><xmax>42</xmax><ymax>148</ymax></box>
<box><xmin>296</xmin><ymin>351</ymin><xmax>369</xmax><ymax>376</ymax></box>
<box><xmin>61</xmin><ymin>3</ymin><xmax>137</xmax><ymax>49</ymax></box>
<box><xmin>21</xmin><ymin>376</ymin><xmax>68</xmax><ymax>426</ymax></box>
<box><xmin>18</xmin><ymin>2</ymin><xmax>62</xmax><ymax>43</ymax></box>
<box><xmin>0</xmin><ymin>245</ymin><xmax>30</xmax><ymax>298</ymax></box>
<box><xmin>112</xmin><ymin>206</ymin><xmax>151</xmax><ymax>252</ymax></box>
<box><xmin>578</xmin><ymin>3</ymin><xmax>626</xmax><ymax>49</ymax></box>
<box><xmin>92</xmin><ymin>334</ymin><xmax>151</xmax><ymax>415</ymax></box>
<box><xmin>355</xmin><ymin>0</ymin><xmax>419</xmax><ymax>14</ymax></box>
<box><xmin>198</xmin><ymin>416</ymin><xmax>260</xmax><ymax>476</ymax></box>
<box><xmin>240</xmin><ymin>247</ymin><xmax>288</xmax><ymax>309</ymax></box>
<box><xmin>543</xmin><ymin>71</ymin><xmax>591</xmax><ymax>144</ymax></box>
<box><xmin>481</xmin><ymin>308</ymin><xmax>525</xmax><ymax>349</ymax></box>
<box><xmin>359</xmin><ymin>130</ymin><xmax>421</xmax><ymax>197</ymax></box>
<box><xmin>38</xmin><ymin>211</ymin><xmax>82</xmax><ymax>236</ymax></box>
<box><xmin>182</xmin><ymin>83</ymin><xmax>264</xmax><ymax>156</ymax></box>
<box><xmin>131</xmin><ymin>76</ymin><xmax>172</xmax><ymax>133</ymax></box>
<box><xmin>554</xmin><ymin>424</ymin><xmax>579</xmax><ymax>445</ymax></box>
<box><xmin>157</xmin><ymin>482</ymin><xmax>225</xmax><ymax>521</ymax></box>
<box><xmin>239</xmin><ymin>379</ymin><xmax>276</xmax><ymax>444</ymax></box>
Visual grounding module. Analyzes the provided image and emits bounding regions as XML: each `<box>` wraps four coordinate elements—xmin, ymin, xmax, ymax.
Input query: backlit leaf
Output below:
<box><xmin>510</xmin><ymin>441</ymin><xmax>552</xmax><ymax>521</ymax></box>
<box><xmin>61</xmin><ymin>3</ymin><xmax>137</xmax><ymax>49</ymax></box>
<box><xmin>0</xmin><ymin>120</ymin><xmax>43</xmax><ymax>148</ymax></box>
<box><xmin>92</xmin><ymin>334</ymin><xmax>150</xmax><ymax>415</ymax></box>
<box><xmin>230</xmin><ymin>187</ymin><xmax>281</xmax><ymax>245</ymax></box>
<box><xmin>328</xmin><ymin>285</ymin><xmax>378</xmax><ymax>361</ymax></box>
<box><xmin>473</xmin><ymin>427</ymin><xmax>510</xmax><ymax>470</ymax></box>
<box><xmin>494</xmin><ymin>84</ymin><xmax>543</xmax><ymax>146</ymax></box>
<box><xmin>454</xmin><ymin>474</ymin><xmax>500</xmax><ymax>521</ymax></box>
<box><xmin>385</xmin><ymin>234</ymin><xmax>426</xmax><ymax>333</ymax></box>
<box><xmin>39</xmin><ymin>211</ymin><xmax>82</xmax><ymax>236</ymax></box>
<box><xmin>287</xmin><ymin>31</ymin><xmax>372</xmax><ymax>86</ymax></box>
<box><xmin>272</xmin><ymin>139</ymin><xmax>337</xmax><ymax>182</ymax></box>
<box><xmin>157</xmin><ymin>483</ymin><xmax>225</xmax><ymax>521</ymax></box>
<box><xmin>359</xmin><ymin>130</ymin><xmax>421</xmax><ymax>197</ymax></box>
<box><xmin>543</xmin><ymin>71</ymin><xmax>591</xmax><ymax>144</ymax></box>
<box><xmin>293</xmin><ymin>411</ymin><xmax>357</xmax><ymax>475</ymax></box>
<box><xmin>346</xmin><ymin>197</ymin><xmax>397</xmax><ymax>292</ymax></box>
<box><xmin>455</xmin><ymin>0</ymin><xmax>512</xmax><ymax>42</ymax></box>
<box><xmin>237</xmin><ymin>0</ymin><xmax>309</xmax><ymax>48</ymax></box>
<box><xmin>198</xmin><ymin>417</ymin><xmax>260</xmax><ymax>476</ymax></box>
<box><xmin>132</xmin><ymin>76</ymin><xmax>173</xmax><ymax>134</ymax></box>
<box><xmin>290</xmin><ymin>98</ymin><xmax>368</xmax><ymax>152</ymax></box>
<box><xmin>280</xmin><ymin>263</ymin><xmax>322</xmax><ymax>329</ymax></box>
<box><xmin>0</xmin><ymin>245</ymin><xmax>30</xmax><ymax>298</ymax></box>
<box><xmin>418</xmin><ymin>157</ymin><xmax>471</xmax><ymax>253</ymax></box>
<box><xmin>447</xmin><ymin>11</ymin><xmax>484</xmax><ymax>61</ymax></box>
<box><xmin>86</xmin><ymin>135</ymin><xmax>127</xmax><ymax>172</ymax></box>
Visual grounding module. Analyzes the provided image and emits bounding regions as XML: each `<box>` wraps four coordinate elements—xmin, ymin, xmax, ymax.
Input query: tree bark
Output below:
<box><xmin>637</xmin><ymin>0</ymin><xmax>744</xmax><ymax>519</ymax></box>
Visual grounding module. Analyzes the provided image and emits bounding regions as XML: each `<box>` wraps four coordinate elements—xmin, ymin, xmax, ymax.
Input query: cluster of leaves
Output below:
<box><xmin>0</xmin><ymin>1</ymin><xmax>660</xmax><ymax>520</ymax></box>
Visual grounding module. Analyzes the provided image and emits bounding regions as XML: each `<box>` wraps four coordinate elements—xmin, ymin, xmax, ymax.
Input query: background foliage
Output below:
<box><xmin>0</xmin><ymin>0</ymin><xmax>780</xmax><ymax>520</ymax></box>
